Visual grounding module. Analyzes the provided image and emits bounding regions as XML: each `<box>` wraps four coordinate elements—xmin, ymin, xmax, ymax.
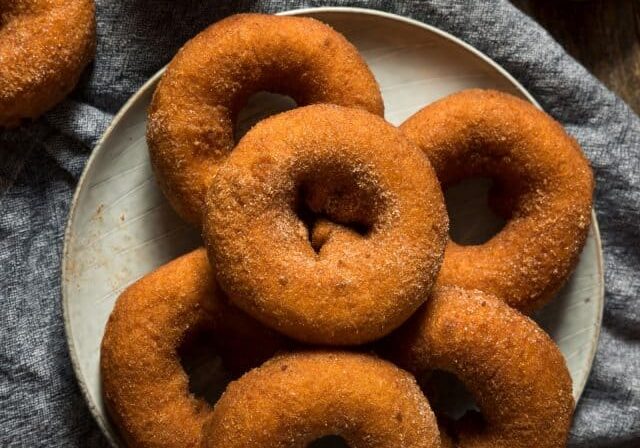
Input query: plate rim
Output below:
<box><xmin>62</xmin><ymin>6</ymin><xmax>605</xmax><ymax>446</ymax></box>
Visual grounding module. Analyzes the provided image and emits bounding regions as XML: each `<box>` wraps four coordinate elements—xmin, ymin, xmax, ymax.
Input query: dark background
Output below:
<box><xmin>513</xmin><ymin>0</ymin><xmax>640</xmax><ymax>113</ymax></box>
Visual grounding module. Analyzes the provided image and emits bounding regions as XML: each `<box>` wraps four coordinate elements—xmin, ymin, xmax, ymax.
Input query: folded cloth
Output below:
<box><xmin>0</xmin><ymin>1</ymin><xmax>638</xmax><ymax>447</ymax></box>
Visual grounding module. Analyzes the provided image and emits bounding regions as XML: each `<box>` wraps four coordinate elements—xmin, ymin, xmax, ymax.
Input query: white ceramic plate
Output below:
<box><xmin>63</xmin><ymin>7</ymin><xmax>604</xmax><ymax>446</ymax></box>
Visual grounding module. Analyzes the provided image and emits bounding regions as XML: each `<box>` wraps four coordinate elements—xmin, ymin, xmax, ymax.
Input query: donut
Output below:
<box><xmin>0</xmin><ymin>0</ymin><xmax>95</xmax><ymax>127</ymax></box>
<box><xmin>147</xmin><ymin>13</ymin><xmax>384</xmax><ymax>227</ymax></box>
<box><xmin>203</xmin><ymin>104</ymin><xmax>448</xmax><ymax>345</ymax></box>
<box><xmin>100</xmin><ymin>248</ymin><xmax>289</xmax><ymax>448</ymax></box>
<box><xmin>382</xmin><ymin>286</ymin><xmax>574</xmax><ymax>448</ymax></box>
<box><xmin>400</xmin><ymin>89</ymin><xmax>594</xmax><ymax>311</ymax></box>
<box><xmin>201</xmin><ymin>351</ymin><xmax>441</xmax><ymax>448</ymax></box>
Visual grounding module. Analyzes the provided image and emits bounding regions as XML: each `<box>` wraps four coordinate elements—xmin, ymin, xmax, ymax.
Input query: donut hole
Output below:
<box><xmin>419</xmin><ymin>370</ymin><xmax>480</xmax><ymax>421</ymax></box>
<box><xmin>294</xmin><ymin>174</ymin><xmax>377</xmax><ymax>253</ymax></box>
<box><xmin>308</xmin><ymin>435</ymin><xmax>350</xmax><ymax>448</ymax></box>
<box><xmin>234</xmin><ymin>91</ymin><xmax>297</xmax><ymax>143</ymax></box>
<box><xmin>178</xmin><ymin>328</ymin><xmax>234</xmax><ymax>406</ymax></box>
<box><xmin>295</xmin><ymin>195</ymin><xmax>370</xmax><ymax>254</ymax></box>
<box><xmin>444</xmin><ymin>177</ymin><xmax>507</xmax><ymax>245</ymax></box>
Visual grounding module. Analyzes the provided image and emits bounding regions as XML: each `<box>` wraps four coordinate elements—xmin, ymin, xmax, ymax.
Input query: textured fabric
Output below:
<box><xmin>0</xmin><ymin>1</ymin><xmax>638</xmax><ymax>447</ymax></box>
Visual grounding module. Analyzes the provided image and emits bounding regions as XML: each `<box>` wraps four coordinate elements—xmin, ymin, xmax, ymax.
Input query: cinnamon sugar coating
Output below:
<box><xmin>201</xmin><ymin>351</ymin><xmax>441</xmax><ymax>448</ymax></box>
<box><xmin>147</xmin><ymin>13</ymin><xmax>383</xmax><ymax>227</ymax></box>
<box><xmin>382</xmin><ymin>287</ymin><xmax>574</xmax><ymax>448</ymax></box>
<box><xmin>100</xmin><ymin>248</ymin><xmax>289</xmax><ymax>448</ymax></box>
<box><xmin>401</xmin><ymin>89</ymin><xmax>594</xmax><ymax>311</ymax></box>
<box><xmin>203</xmin><ymin>105</ymin><xmax>448</xmax><ymax>345</ymax></box>
<box><xmin>0</xmin><ymin>0</ymin><xmax>95</xmax><ymax>127</ymax></box>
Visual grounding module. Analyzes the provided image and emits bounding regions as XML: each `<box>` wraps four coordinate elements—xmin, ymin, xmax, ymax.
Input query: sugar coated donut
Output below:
<box><xmin>383</xmin><ymin>286</ymin><xmax>574</xmax><ymax>448</ymax></box>
<box><xmin>201</xmin><ymin>351</ymin><xmax>440</xmax><ymax>448</ymax></box>
<box><xmin>0</xmin><ymin>0</ymin><xmax>95</xmax><ymax>127</ymax></box>
<box><xmin>100</xmin><ymin>248</ymin><xmax>289</xmax><ymax>448</ymax></box>
<box><xmin>203</xmin><ymin>104</ymin><xmax>448</xmax><ymax>345</ymax></box>
<box><xmin>147</xmin><ymin>13</ymin><xmax>383</xmax><ymax>226</ymax></box>
<box><xmin>401</xmin><ymin>89</ymin><xmax>594</xmax><ymax>311</ymax></box>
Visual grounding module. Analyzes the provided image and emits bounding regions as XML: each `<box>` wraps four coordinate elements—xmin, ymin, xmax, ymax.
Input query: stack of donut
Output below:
<box><xmin>101</xmin><ymin>13</ymin><xmax>594</xmax><ymax>448</ymax></box>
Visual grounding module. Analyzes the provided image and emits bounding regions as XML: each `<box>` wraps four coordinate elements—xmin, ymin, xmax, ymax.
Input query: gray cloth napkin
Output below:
<box><xmin>1</xmin><ymin>1</ymin><xmax>638</xmax><ymax>446</ymax></box>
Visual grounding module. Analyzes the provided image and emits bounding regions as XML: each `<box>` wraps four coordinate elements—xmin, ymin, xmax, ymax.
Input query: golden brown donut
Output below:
<box><xmin>382</xmin><ymin>286</ymin><xmax>574</xmax><ymax>448</ymax></box>
<box><xmin>400</xmin><ymin>89</ymin><xmax>594</xmax><ymax>312</ymax></box>
<box><xmin>201</xmin><ymin>351</ymin><xmax>441</xmax><ymax>448</ymax></box>
<box><xmin>0</xmin><ymin>0</ymin><xmax>95</xmax><ymax>127</ymax></box>
<box><xmin>147</xmin><ymin>13</ymin><xmax>384</xmax><ymax>227</ymax></box>
<box><xmin>203</xmin><ymin>104</ymin><xmax>448</xmax><ymax>345</ymax></box>
<box><xmin>100</xmin><ymin>248</ymin><xmax>289</xmax><ymax>448</ymax></box>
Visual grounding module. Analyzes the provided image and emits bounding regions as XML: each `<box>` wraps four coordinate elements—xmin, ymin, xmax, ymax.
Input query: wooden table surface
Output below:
<box><xmin>512</xmin><ymin>0</ymin><xmax>640</xmax><ymax>114</ymax></box>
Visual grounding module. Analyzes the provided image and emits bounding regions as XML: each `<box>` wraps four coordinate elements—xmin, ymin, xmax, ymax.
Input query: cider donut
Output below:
<box><xmin>401</xmin><ymin>89</ymin><xmax>594</xmax><ymax>311</ymax></box>
<box><xmin>203</xmin><ymin>105</ymin><xmax>448</xmax><ymax>345</ymax></box>
<box><xmin>383</xmin><ymin>287</ymin><xmax>574</xmax><ymax>448</ymax></box>
<box><xmin>147</xmin><ymin>13</ymin><xmax>383</xmax><ymax>226</ymax></box>
<box><xmin>0</xmin><ymin>0</ymin><xmax>95</xmax><ymax>127</ymax></box>
<box><xmin>201</xmin><ymin>351</ymin><xmax>441</xmax><ymax>448</ymax></box>
<box><xmin>100</xmin><ymin>248</ymin><xmax>289</xmax><ymax>448</ymax></box>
